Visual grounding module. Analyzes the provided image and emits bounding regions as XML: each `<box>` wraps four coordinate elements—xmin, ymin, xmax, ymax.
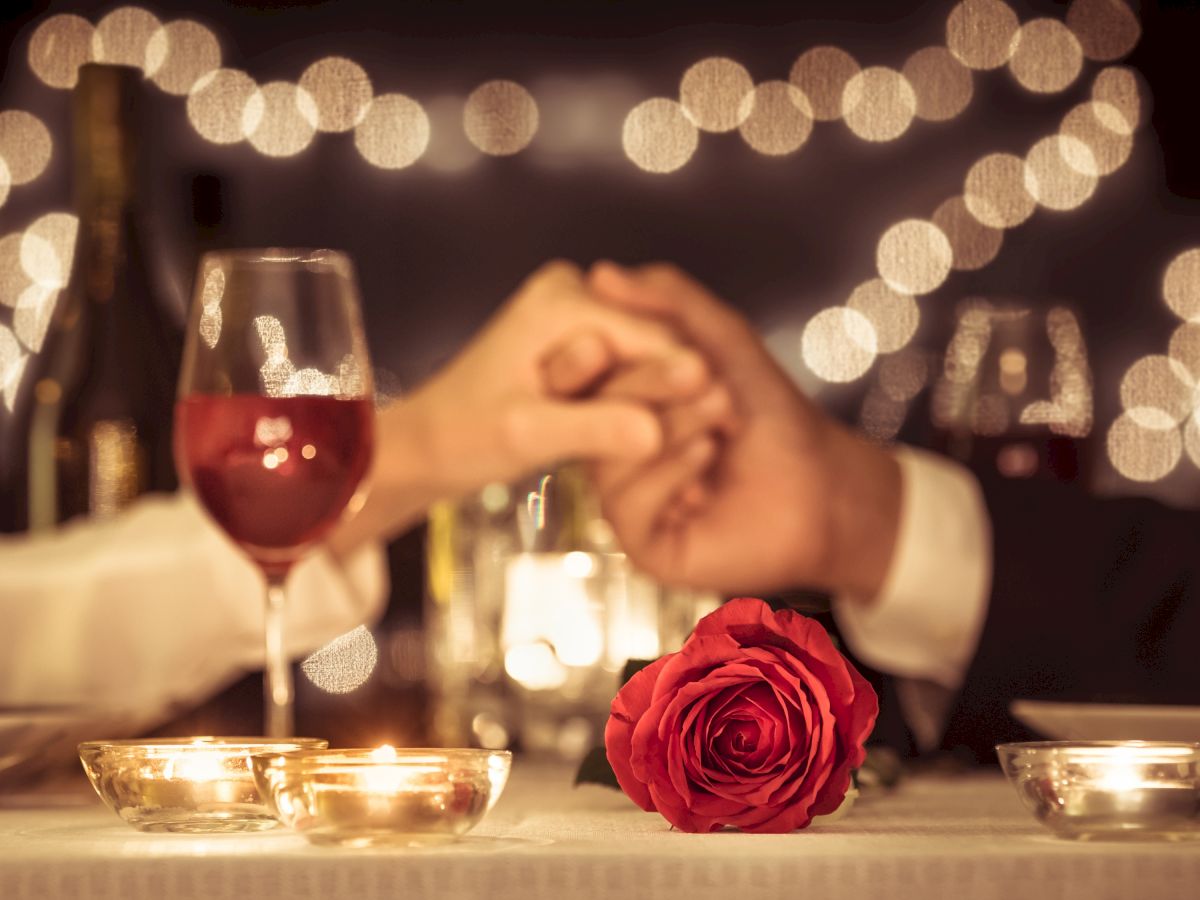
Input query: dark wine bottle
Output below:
<box><xmin>25</xmin><ymin>64</ymin><xmax>181</xmax><ymax>531</ymax></box>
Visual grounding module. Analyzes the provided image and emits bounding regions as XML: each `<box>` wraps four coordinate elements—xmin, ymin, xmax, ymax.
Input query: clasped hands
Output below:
<box><xmin>340</xmin><ymin>261</ymin><xmax>902</xmax><ymax>602</ymax></box>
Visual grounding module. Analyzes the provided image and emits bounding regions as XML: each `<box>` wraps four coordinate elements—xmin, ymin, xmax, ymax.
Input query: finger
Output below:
<box><xmin>502</xmin><ymin>398</ymin><xmax>663</xmax><ymax>470</ymax></box>
<box><xmin>572</xmin><ymin>297</ymin><xmax>689</xmax><ymax>364</ymax></box>
<box><xmin>595</xmin><ymin>349</ymin><xmax>710</xmax><ymax>404</ymax></box>
<box><xmin>679</xmin><ymin>480</ymin><xmax>710</xmax><ymax>510</ymax></box>
<box><xmin>522</xmin><ymin>263</ymin><xmax>693</xmax><ymax>365</ymax></box>
<box><xmin>542</xmin><ymin>330</ymin><xmax>617</xmax><ymax>397</ymax></box>
<box><xmin>593</xmin><ymin>383</ymin><xmax>734</xmax><ymax>498</ymax></box>
<box><xmin>659</xmin><ymin>384</ymin><xmax>738</xmax><ymax>450</ymax></box>
<box><xmin>588</xmin><ymin>261</ymin><xmax>760</xmax><ymax>372</ymax></box>
<box><xmin>599</xmin><ymin>435</ymin><xmax>717</xmax><ymax>555</ymax></box>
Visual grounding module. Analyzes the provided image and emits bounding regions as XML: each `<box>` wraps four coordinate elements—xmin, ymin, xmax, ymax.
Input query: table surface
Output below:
<box><xmin>1</xmin><ymin>765</ymin><xmax>1198</xmax><ymax>900</ymax></box>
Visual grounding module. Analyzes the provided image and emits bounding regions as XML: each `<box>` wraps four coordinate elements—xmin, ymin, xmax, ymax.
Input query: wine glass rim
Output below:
<box><xmin>200</xmin><ymin>247</ymin><xmax>351</xmax><ymax>267</ymax></box>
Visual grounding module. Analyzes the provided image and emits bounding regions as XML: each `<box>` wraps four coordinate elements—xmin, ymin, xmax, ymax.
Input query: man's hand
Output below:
<box><xmin>330</xmin><ymin>261</ymin><xmax>714</xmax><ymax>556</ymax></box>
<box><xmin>400</xmin><ymin>260</ymin><xmax>713</xmax><ymax>494</ymax></box>
<box><xmin>585</xmin><ymin>262</ymin><xmax>903</xmax><ymax>599</ymax></box>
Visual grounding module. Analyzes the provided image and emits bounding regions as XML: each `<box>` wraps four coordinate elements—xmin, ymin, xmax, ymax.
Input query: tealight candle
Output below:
<box><xmin>78</xmin><ymin>737</ymin><xmax>328</xmax><ymax>833</ymax></box>
<box><xmin>997</xmin><ymin>741</ymin><xmax>1200</xmax><ymax>840</ymax></box>
<box><xmin>251</xmin><ymin>746</ymin><xmax>512</xmax><ymax>847</ymax></box>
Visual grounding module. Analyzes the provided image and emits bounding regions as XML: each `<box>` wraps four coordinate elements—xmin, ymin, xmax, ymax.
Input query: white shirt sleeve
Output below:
<box><xmin>0</xmin><ymin>492</ymin><xmax>389</xmax><ymax>729</ymax></box>
<box><xmin>834</xmin><ymin>445</ymin><xmax>992</xmax><ymax>693</ymax></box>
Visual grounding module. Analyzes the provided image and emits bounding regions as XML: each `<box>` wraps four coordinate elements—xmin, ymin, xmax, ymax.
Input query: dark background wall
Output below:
<box><xmin>2</xmin><ymin>0</ymin><xmax>1198</xmax><ymax>744</ymax></box>
<box><xmin>2</xmin><ymin>1</ymin><xmax>1198</xmax><ymax>462</ymax></box>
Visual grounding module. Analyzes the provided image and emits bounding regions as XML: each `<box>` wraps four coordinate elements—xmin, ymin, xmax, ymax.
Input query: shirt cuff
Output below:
<box><xmin>834</xmin><ymin>445</ymin><xmax>992</xmax><ymax>691</ymax></box>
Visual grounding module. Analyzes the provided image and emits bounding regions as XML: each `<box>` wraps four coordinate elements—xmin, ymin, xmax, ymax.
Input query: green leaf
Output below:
<box><xmin>574</xmin><ymin>745</ymin><xmax>621</xmax><ymax>789</ymax></box>
<box><xmin>575</xmin><ymin>658</ymin><xmax>658</xmax><ymax>790</ymax></box>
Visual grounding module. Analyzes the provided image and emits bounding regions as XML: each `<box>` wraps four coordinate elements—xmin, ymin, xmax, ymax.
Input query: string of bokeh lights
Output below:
<box><xmin>0</xmin><ymin>0</ymin><xmax>1196</xmax><ymax>493</ymax></box>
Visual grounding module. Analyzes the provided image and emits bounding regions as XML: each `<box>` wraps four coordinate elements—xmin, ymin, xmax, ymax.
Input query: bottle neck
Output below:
<box><xmin>72</xmin><ymin>64</ymin><xmax>139</xmax><ymax>223</ymax></box>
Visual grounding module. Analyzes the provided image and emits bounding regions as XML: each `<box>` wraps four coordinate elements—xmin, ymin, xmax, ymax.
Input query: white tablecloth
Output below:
<box><xmin>1</xmin><ymin>765</ymin><xmax>1198</xmax><ymax>900</ymax></box>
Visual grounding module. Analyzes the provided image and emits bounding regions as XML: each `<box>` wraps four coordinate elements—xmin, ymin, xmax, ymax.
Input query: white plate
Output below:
<box><xmin>1010</xmin><ymin>699</ymin><xmax>1200</xmax><ymax>742</ymax></box>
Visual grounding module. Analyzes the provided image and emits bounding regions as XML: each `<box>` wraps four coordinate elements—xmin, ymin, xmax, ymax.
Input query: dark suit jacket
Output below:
<box><xmin>861</xmin><ymin>475</ymin><xmax>1200</xmax><ymax>764</ymax></box>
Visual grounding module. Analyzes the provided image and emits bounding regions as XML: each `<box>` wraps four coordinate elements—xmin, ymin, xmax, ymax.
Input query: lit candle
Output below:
<box><xmin>250</xmin><ymin>747</ymin><xmax>512</xmax><ymax>847</ymax></box>
<box><xmin>79</xmin><ymin>737</ymin><xmax>327</xmax><ymax>833</ymax></box>
<box><xmin>998</xmin><ymin>741</ymin><xmax>1200</xmax><ymax>839</ymax></box>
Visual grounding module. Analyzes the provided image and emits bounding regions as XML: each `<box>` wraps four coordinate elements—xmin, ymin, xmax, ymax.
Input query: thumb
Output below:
<box><xmin>504</xmin><ymin>398</ymin><xmax>663</xmax><ymax>469</ymax></box>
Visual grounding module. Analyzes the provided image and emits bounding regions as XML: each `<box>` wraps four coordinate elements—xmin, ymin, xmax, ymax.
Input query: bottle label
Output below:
<box><xmin>88</xmin><ymin>418</ymin><xmax>142</xmax><ymax>518</ymax></box>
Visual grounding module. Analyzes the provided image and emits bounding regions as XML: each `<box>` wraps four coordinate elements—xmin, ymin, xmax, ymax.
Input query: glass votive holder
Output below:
<box><xmin>78</xmin><ymin>737</ymin><xmax>328</xmax><ymax>833</ymax></box>
<box><xmin>997</xmin><ymin>741</ymin><xmax>1200</xmax><ymax>841</ymax></box>
<box><xmin>251</xmin><ymin>746</ymin><xmax>512</xmax><ymax>848</ymax></box>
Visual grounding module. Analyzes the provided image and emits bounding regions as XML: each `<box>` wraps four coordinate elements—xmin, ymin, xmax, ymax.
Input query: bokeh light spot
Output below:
<box><xmin>1120</xmin><ymin>354</ymin><xmax>1196</xmax><ymax>426</ymax></box>
<box><xmin>842</xmin><ymin>67</ymin><xmax>916</xmax><ymax>142</ymax></box>
<box><xmin>0</xmin><ymin>233</ymin><xmax>30</xmax><ymax>307</ymax></box>
<box><xmin>421</xmin><ymin>95</ymin><xmax>480</xmax><ymax>173</ymax></box>
<box><xmin>679</xmin><ymin>57</ymin><xmax>754</xmax><ymax>133</ymax></box>
<box><xmin>847</xmin><ymin>279</ymin><xmax>919</xmax><ymax>353</ymax></box>
<box><xmin>879</xmin><ymin>348</ymin><xmax>930</xmax><ymax>402</ymax></box>
<box><xmin>802</xmin><ymin>307</ymin><xmax>877</xmax><ymax>383</ymax></box>
<box><xmin>244</xmin><ymin>82</ymin><xmax>318</xmax><ymax>158</ymax></box>
<box><xmin>299</xmin><ymin>56</ymin><xmax>373</xmax><ymax>133</ymax></box>
<box><xmin>1008</xmin><ymin>19</ymin><xmax>1084</xmax><ymax>94</ymax></box>
<box><xmin>530</xmin><ymin>75</ymin><xmax>639</xmax><ymax>165</ymax></box>
<box><xmin>1168</xmin><ymin>322</ymin><xmax>1200</xmax><ymax>380</ymax></box>
<box><xmin>932</xmin><ymin>195</ymin><xmax>1003</xmax><ymax>271</ymax></box>
<box><xmin>21</xmin><ymin>212</ymin><xmax>78</xmax><ymax>290</ymax></box>
<box><xmin>876</xmin><ymin>219</ymin><xmax>953</xmax><ymax>296</ymax></box>
<box><xmin>354</xmin><ymin>93</ymin><xmax>430</xmax><ymax>170</ymax></box>
<box><xmin>463</xmin><ymin>80</ymin><xmax>539</xmax><ymax>156</ymax></box>
<box><xmin>145</xmin><ymin>20</ymin><xmax>221</xmax><ymax>96</ymax></box>
<box><xmin>622</xmin><ymin>98</ymin><xmax>698</xmax><ymax>174</ymax></box>
<box><xmin>0</xmin><ymin>326</ymin><xmax>25</xmax><ymax>413</ymax></box>
<box><xmin>0</xmin><ymin>158</ymin><xmax>9</xmax><ymax>210</ymax></box>
<box><xmin>946</xmin><ymin>0</ymin><xmax>1020</xmax><ymax>70</ymax></box>
<box><xmin>1065</xmin><ymin>0</ymin><xmax>1141</xmax><ymax>62</ymax></box>
<box><xmin>27</xmin><ymin>14</ymin><xmax>95</xmax><ymax>89</ymax></box>
<box><xmin>788</xmin><ymin>46</ymin><xmax>860</xmax><ymax>122</ymax></box>
<box><xmin>902</xmin><ymin>47</ymin><xmax>973</xmax><ymax>122</ymax></box>
<box><xmin>1107</xmin><ymin>410</ymin><xmax>1182</xmax><ymax>482</ymax></box>
<box><xmin>301</xmin><ymin>625</ymin><xmax>378</xmax><ymax>694</ymax></box>
<box><xmin>737</xmin><ymin>81</ymin><xmax>813</xmax><ymax>156</ymax></box>
<box><xmin>0</xmin><ymin>111</ymin><xmax>52</xmax><ymax>185</ymax></box>
<box><xmin>1163</xmin><ymin>248</ymin><xmax>1200</xmax><ymax>322</ymax></box>
<box><xmin>964</xmin><ymin>152</ymin><xmax>1036</xmax><ymax>228</ymax></box>
<box><xmin>187</xmin><ymin>69</ymin><xmax>261</xmax><ymax>145</ymax></box>
<box><xmin>1092</xmin><ymin>66</ymin><xmax>1142</xmax><ymax>133</ymax></box>
<box><xmin>93</xmin><ymin>6</ymin><xmax>161</xmax><ymax>71</ymax></box>
<box><xmin>15</xmin><ymin>283</ymin><xmax>58</xmax><ymax>353</ymax></box>
<box><xmin>1024</xmin><ymin>135</ymin><xmax>1099</xmax><ymax>211</ymax></box>
<box><xmin>1184</xmin><ymin>416</ymin><xmax>1200</xmax><ymax>471</ymax></box>
<box><xmin>861</xmin><ymin>389</ymin><xmax>908</xmax><ymax>442</ymax></box>
<box><xmin>1059</xmin><ymin>101</ymin><xmax>1132</xmax><ymax>176</ymax></box>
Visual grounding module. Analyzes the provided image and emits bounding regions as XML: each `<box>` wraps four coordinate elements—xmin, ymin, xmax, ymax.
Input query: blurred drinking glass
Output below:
<box><xmin>927</xmin><ymin>299</ymin><xmax>1094</xmax><ymax>483</ymax></box>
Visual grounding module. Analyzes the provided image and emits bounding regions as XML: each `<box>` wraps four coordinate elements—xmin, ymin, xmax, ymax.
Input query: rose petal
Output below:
<box><xmin>629</xmin><ymin>692</ymin><xmax>675</xmax><ymax>796</ymax></box>
<box><xmin>649</xmin><ymin>780</ymin><xmax>722</xmax><ymax>833</ymax></box>
<box><xmin>605</xmin><ymin>654</ymin><xmax>672</xmax><ymax>811</ymax></box>
<box><xmin>651</xmin><ymin>634</ymin><xmax>744</xmax><ymax>702</ymax></box>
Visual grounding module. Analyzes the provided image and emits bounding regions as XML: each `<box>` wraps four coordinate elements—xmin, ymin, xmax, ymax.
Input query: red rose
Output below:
<box><xmin>604</xmin><ymin>597</ymin><xmax>878</xmax><ymax>833</ymax></box>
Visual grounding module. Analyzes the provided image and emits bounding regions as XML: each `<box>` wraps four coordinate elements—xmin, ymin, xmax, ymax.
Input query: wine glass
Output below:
<box><xmin>174</xmin><ymin>249</ymin><xmax>374</xmax><ymax>737</ymax></box>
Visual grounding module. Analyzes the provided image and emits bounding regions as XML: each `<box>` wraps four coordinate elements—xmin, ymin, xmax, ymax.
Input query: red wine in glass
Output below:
<box><xmin>175</xmin><ymin>394</ymin><xmax>373</xmax><ymax>578</ymax></box>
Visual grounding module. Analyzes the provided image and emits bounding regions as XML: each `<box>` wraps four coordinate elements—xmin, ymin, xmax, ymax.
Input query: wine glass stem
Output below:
<box><xmin>263</xmin><ymin>576</ymin><xmax>294</xmax><ymax>737</ymax></box>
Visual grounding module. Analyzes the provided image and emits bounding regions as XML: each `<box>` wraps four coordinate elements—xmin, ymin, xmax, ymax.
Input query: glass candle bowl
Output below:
<box><xmin>78</xmin><ymin>737</ymin><xmax>328</xmax><ymax>833</ymax></box>
<box><xmin>997</xmin><ymin>741</ymin><xmax>1200</xmax><ymax>841</ymax></box>
<box><xmin>251</xmin><ymin>746</ymin><xmax>512</xmax><ymax>847</ymax></box>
